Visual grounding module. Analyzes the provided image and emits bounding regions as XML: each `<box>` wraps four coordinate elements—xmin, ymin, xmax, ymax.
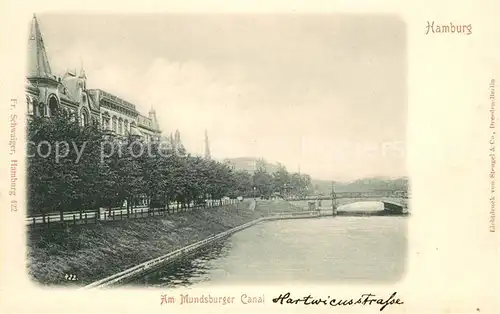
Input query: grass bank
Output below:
<box><xmin>27</xmin><ymin>200</ymin><xmax>301</xmax><ymax>286</ymax></box>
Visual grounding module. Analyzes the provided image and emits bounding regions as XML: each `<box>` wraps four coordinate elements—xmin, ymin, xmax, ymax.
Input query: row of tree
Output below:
<box><xmin>27</xmin><ymin>113</ymin><xmax>312</xmax><ymax>219</ymax></box>
<box><xmin>249</xmin><ymin>159</ymin><xmax>312</xmax><ymax>199</ymax></box>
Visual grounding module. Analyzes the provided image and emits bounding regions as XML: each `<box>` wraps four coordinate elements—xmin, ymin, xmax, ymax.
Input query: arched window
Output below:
<box><xmin>112</xmin><ymin>117</ymin><xmax>117</xmax><ymax>133</ymax></box>
<box><xmin>80</xmin><ymin>109</ymin><xmax>88</xmax><ymax>127</ymax></box>
<box><xmin>101</xmin><ymin>112</ymin><xmax>110</xmax><ymax>130</ymax></box>
<box><xmin>69</xmin><ymin>109</ymin><xmax>76</xmax><ymax>122</ymax></box>
<box><xmin>118</xmin><ymin>118</ymin><xmax>123</xmax><ymax>135</ymax></box>
<box><xmin>26</xmin><ymin>96</ymin><xmax>34</xmax><ymax>115</ymax></box>
<box><xmin>38</xmin><ymin>103</ymin><xmax>46</xmax><ymax>117</ymax></box>
<box><xmin>33</xmin><ymin>99</ymin><xmax>39</xmax><ymax>116</ymax></box>
<box><xmin>124</xmin><ymin>120</ymin><xmax>129</xmax><ymax>134</ymax></box>
<box><xmin>48</xmin><ymin>95</ymin><xmax>59</xmax><ymax>117</ymax></box>
<box><xmin>105</xmin><ymin>117</ymin><xmax>110</xmax><ymax>129</ymax></box>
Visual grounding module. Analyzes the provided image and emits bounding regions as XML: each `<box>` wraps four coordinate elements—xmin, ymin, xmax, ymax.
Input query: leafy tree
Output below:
<box><xmin>230</xmin><ymin>170</ymin><xmax>253</xmax><ymax>197</ymax></box>
<box><xmin>28</xmin><ymin>113</ymin><xmax>319</xmax><ymax>220</ymax></box>
<box><xmin>272</xmin><ymin>163</ymin><xmax>290</xmax><ymax>195</ymax></box>
<box><xmin>252</xmin><ymin>168</ymin><xmax>273</xmax><ymax>198</ymax></box>
<box><xmin>27</xmin><ymin>111</ymin><xmax>108</xmax><ymax>220</ymax></box>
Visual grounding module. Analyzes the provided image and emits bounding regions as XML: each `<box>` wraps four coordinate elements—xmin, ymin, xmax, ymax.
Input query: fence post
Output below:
<box><xmin>32</xmin><ymin>217</ymin><xmax>35</xmax><ymax>225</ymax></box>
<box><xmin>104</xmin><ymin>212</ymin><xmax>107</xmax><ymax>220</ymax></box>
<box><xmin>85</xmin><ymin>213</ymin><xmax>88</xmax><ymax>224</ymax></box>
<box><xmin>47</xmin><ymin>216</ymin><xmax>50</xmax><ymax>227</ymax></box>
<box><xmin>141</xmin><ymin>209</ymin><xmax>143</xmax><ymax>217</ymax></box>
<box><xmin>112</xmin><ymin>211</ymin><xmax>115</xmax><ymax>220</ymax></box>
<box><xmin>73</xmin><ymin>215</ymin><xmax>76</xmax><ymax>225</ymax></box>
<box><xmin>120</xmin><ymin>211</ymin><xmax>123</xmax><ymax>220</ymax></box>
<box><xmin>79</xmin><ymin>211</ymin><xmax>82</xmax><ymax>220</ymax></box>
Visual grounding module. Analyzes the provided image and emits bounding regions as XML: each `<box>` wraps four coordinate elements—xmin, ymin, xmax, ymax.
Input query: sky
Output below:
<box><xmin>34</xmin><ymin>13</ymin><xmax>407</xmax><ymax>181</ymax></box>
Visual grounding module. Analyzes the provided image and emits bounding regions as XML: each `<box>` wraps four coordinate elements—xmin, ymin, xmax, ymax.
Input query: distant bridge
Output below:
<box><xmin>335</xmin><ymin>196</ymin><xmax>408</xmax><ymax>215</ymax></box>
<box><xmin>291</xmin><ymin>190</ymin><xmax>409</xmax><ymax>215</ymax></box>
<box><xmin>301</xmin><ymin>190</ymin><xmax>407</xmax><ymax>199</ymax></box>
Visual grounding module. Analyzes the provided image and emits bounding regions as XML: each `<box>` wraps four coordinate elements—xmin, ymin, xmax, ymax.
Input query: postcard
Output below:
<box><xmin>0</xmin><ymin>0</ymin><xmax>498</xmax><ymax>313</ymax></box>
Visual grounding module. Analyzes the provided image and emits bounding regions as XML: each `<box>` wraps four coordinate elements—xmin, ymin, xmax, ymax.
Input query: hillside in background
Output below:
<box><xmin>311</xmin><ymin>177</ymin><xmax>408</xmax><ymax>194</ymax></box>
<box><xmin>224</xmin><ymin>157</ymin><xmax>408</xmax><ymax>194</ymax></box>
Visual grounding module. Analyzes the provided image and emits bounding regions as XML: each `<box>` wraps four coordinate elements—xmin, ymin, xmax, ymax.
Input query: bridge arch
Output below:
<box><xmin>334</xmin><ymin>197</ymin><xmax>407</xmax><ymax>215</ymax></box>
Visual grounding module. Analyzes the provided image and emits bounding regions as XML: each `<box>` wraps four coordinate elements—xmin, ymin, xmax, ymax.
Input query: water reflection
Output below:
<box><xmin>136</xmin><ymin>241</ymin><xmax>232</xmax><ymax>288</ymax></box>
<box><xmin>131</xmin><ymin>202</ymin><xmax>407</xmax><ymax>287</ymax></box>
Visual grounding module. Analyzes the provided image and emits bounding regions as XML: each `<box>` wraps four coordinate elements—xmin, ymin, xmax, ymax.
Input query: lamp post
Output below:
<box><xmin>331</xmin><ymin>182</ymin><xmax>337</xmax><ymax>216</ymax></box>
<box><xmin>284</xmin><ymin>183</ymin><xmax>290</xmax><ymax>211</ymax></box>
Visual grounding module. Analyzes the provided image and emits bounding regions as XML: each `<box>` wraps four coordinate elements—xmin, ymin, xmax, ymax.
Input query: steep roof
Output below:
<box><xmin>25</xmin><ymin>78</ymin><xmax>40</xmax><ymax>94</ymax></box>
<box><xmin>27</xmin><ymin>14</ymin><xmax>54</xmax><ymax>79</ymax></box>
<box><xmin>130</xmin><ymin>126</ymin><xmax>143</xmax><ymax>136</ymax></box>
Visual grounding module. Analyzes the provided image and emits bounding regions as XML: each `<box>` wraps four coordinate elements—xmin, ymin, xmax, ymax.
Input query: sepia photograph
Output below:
<box><xmin>25</xmin><ymin>13</ymin><xmax>409</xmax><ymax>289</ymax></box>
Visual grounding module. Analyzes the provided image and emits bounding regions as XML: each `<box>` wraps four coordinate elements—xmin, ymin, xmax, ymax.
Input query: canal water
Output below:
<box><xmin>132</xmin><ymin>202</ymin><xmax>407</xmax><ymax>287</ymax></box>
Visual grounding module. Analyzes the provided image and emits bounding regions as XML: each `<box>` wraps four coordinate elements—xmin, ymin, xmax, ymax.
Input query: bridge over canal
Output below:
<box><xmin>292</xmin><ymin>190</ymin><xmax>409</xmax><ymax>215</ymax></box>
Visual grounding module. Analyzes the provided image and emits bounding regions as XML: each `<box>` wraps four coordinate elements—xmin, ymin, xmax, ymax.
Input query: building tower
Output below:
<box><xmin>27</xmin><ymin>14</ymin><xmax>61</xmax><ymax>118</ymax></box>
<box><xmin>204</xmin><ymin>129</ymin><xmax>211</xmax><ymax>159</ymax></box>
<box><xmin>149</xmin><ymin>107</ymin><xmax>158</xmax><ymax>129</ymax></box>
<box><xmin>172</xmin><ymin>129</ymin><xmax>186</xmax><ymax>154</ymax></box>
<box><xmin>79</xmin><ymin>58</ymin><xmax>87</xmax><ymax>90</ymax></box>
<box><xmin>28</xmin><ymin>14</ymin><xmax>53</xmax><ymax>79</ymax></box>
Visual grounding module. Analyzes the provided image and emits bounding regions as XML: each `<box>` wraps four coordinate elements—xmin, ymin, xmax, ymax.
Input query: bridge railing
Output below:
<box><xmin>299</xmin><ymin>192</ymin><xmax>408</xmax><ymax>201</ymax></box>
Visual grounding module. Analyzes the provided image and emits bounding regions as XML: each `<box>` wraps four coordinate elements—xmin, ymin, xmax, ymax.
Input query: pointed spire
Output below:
<box><xmin>148</xmin><ymin>107</ymin><xmax>158</xmax><ymax>129</ymax></box>
<box><xmin>175</xmin><ymin>129</ymin><xmax>180</xmax><ymax>144</ymax></box>
<box><xmin>204</xmin><ymin>129</ymin><xmax>211</xmax><ymax>159</ymax></box>
<box><xmin>169</xmin><ymin>132</ymin><xmax>175</xmax><ymax>149</ymax></box>
<box><xmin>173</xmin><ymin>129</ymin><xmax>185</xmax><ymax>155</ymax></box>
<box><xmin>27</xmin><ymin>14</ymin><xmax>53</xmax><ymax>79</ymax></box>
<box><xmin>79</xmin><ymin>57</ymin><xmax>87</xmax><ymax>79</ymax></box>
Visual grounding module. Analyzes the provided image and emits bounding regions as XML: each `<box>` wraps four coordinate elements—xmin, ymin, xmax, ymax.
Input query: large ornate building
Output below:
<box><xmin>25</xmin><ymin>14</ymin><xmax>162</xmax><ymax>142</ymax></box>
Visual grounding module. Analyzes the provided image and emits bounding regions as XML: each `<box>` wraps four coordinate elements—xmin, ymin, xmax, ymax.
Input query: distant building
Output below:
<box><xmin>25</xmin><ymin>14</ymin><xmax>161</xmax><ymax>142</ymax></box>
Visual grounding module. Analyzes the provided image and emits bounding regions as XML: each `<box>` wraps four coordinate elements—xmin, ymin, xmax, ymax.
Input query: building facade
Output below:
<box><xmin>25</xmin><ymin>14</ymin><xmax>161</xmax><ymax>141</ymax></box>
